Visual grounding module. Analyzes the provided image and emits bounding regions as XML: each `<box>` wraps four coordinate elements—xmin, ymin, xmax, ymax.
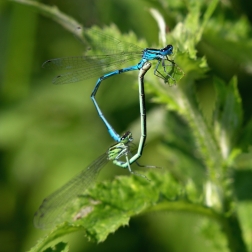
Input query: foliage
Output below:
<box><xmin>1</xmin><ymin>0</ymin><xmax>252</xmax><ymax>251</ymax></box>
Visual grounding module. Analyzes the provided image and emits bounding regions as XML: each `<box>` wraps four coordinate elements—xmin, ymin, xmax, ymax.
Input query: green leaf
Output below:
<box><xmin>56</xmin><ymin>171</ymin><xmax>179</xmax><ymax>242</ymax></box>
<box><xmin>30</xmin><ymin>170</ymin><xmax>218</xmax><ymax>249</ymax></box>
<box><xmin>170</xmin><ymin>0</ymin><xmax>219</xmax><ymax>57</ymax></box>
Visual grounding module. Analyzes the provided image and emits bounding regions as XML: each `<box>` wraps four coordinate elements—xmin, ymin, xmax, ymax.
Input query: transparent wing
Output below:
<box><xmin>43</xmin><ymin>52</ymin><xmax>142</xmax><ymax>85</ymax></box>
<box><xmin>34</xmin><ymin>153</ymin><xmax>108</xmax><ymax>229</ymax></box>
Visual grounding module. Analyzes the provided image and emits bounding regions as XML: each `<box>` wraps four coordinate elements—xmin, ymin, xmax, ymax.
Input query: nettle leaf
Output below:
<box><xmin>170</xmin><ymin>0</ymin><xmax>218</xmax><ymax>57</ymax></box>
<box><xmin>30</xmin><ymin>170</ymin><xmax>210</xmax><ymax>250</ymax></box>
<box><xmin>213</xmin><ymin>76</ymin><xmax>243</xmax><ymax>158</ymax></box>
<box><xmin>63</xmin><ymin>171</ymin><xmax>181</xmax><ymax>242</ymax></box>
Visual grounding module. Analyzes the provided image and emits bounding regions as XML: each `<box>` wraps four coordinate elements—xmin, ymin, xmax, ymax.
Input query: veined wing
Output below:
<box><xmin>34</xmin><ymin>153</ymin><xmax>108</xmax><ymax>229</ymax></box>
<box><xmin>43</xmin><ymin>52</ymin><xmax>142</xmax><ymax>85</ymax></box>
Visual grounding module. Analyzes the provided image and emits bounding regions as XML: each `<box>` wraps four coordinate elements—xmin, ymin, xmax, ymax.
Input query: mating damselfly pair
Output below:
<box><xmin>34</xmin><ymin>62</ymin><xmax>153</xmax><ymax>229</ymax></box>
<box><xmin>34</xmin><ymin>27</ymin><xmax>183</xmax><ymax>229</ymax></box>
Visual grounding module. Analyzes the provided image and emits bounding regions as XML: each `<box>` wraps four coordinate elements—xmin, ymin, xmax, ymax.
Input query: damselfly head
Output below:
<box><xmin>120</xmin><ymin>131</ymin><xmax>133</xmax><ymax>143</ymax></box>
<box><xmin>161</xmin><ymin>45</ymin><xmax>173</xmax><ymax>56</ymax></box>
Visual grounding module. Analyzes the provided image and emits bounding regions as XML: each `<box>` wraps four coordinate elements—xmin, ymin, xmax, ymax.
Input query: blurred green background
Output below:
<box><xmin>0</xmin><ymin>0</ymin><xmax>252</xmax><ymax>251</ymax></box>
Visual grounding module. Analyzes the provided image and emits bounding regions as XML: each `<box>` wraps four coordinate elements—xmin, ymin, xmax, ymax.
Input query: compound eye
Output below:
<box><xmin>161</xmin><ymin>45</ymin><xmax>173</xmax><ymax>53</ymax></box>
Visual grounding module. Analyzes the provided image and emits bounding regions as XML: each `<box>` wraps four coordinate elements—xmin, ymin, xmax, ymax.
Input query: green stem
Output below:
<box><xmin>145</xmin><ymin>201</ymin><xmax>221</xmax><ymax>221</ymax></box>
